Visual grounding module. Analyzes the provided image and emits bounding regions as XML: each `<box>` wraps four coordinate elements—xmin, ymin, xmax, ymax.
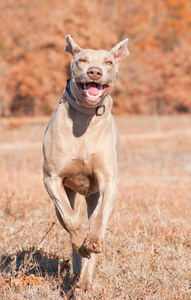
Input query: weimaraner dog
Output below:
<box><xmin>43</xmin><ymin>34</ymin><xmax>129</xmax><ymax>291</ymax></box>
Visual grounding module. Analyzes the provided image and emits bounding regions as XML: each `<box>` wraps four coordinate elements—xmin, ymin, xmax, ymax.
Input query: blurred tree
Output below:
<box><xmin>0</xmin><ymin>0</ymin><xmax>191</xmax><ymax>115</ymax></box>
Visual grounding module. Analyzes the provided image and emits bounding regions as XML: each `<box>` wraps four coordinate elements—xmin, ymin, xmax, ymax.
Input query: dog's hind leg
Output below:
<box><xmin>64</xmin><ymin>186</ymin><xmax>77</xmax><ymax>210</ymax></box>
<box><xmin>74</xmin><ymin>192</ymin><xmax>102</xmax><ymax>289</ymax></box>
<box><xmin>63</xmin><ymin>187</ymin><xmax>83</xmax><ymax>278</ymax></box>
<box><xmin>77</xmin><ymin>254</ymin><xmax>96</xmax><ymax>292</ymax></box>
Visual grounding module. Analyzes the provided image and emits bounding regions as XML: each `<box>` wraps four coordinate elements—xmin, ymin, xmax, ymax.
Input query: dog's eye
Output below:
<box><xmin>78</xmin><ymin>58</ymin><xmax>86</xmax><ymax>63</ymax></box>
<box><xmin>105</xmin><ymin>61</ymin><xmax>113</xmax><ymax>65</ymax></box>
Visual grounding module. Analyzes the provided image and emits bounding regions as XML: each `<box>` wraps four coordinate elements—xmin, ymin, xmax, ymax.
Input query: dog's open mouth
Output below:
<box><xmin>78</xmin><ymin>82</ymin><xmax>109</xmax><ymax>103</ymax></box>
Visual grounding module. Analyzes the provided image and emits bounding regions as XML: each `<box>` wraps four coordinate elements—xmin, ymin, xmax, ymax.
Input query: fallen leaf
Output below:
<box><xmin>11</xmin><ymin>274</ymin><xmax>44</xmax><ymax>288</ymax></box>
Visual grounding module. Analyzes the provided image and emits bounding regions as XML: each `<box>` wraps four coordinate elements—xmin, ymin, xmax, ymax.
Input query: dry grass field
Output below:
<box><xmin>0</xmin><ymin>115</ymin><xmax>191</xmax><ymax>299</ymax></box>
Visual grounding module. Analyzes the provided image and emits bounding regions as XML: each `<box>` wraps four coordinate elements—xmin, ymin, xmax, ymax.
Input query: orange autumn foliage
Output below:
<box><xmin>0</xmin><ymin>0</ymin><xmax>191</xmax><ymax>116</ymax></box>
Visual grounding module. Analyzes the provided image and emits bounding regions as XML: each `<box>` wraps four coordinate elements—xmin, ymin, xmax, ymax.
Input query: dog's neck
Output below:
<box><xmin>64</xmin><ymin>79</ymin><xmax>109</xmax><ymax>116</ymax></box>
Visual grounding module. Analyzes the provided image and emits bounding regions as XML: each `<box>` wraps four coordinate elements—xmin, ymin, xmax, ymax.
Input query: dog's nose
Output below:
<box><xmin>87</xmin><ymin>67</ymin><xmax>103</xmax><ymax>80</ymax></box>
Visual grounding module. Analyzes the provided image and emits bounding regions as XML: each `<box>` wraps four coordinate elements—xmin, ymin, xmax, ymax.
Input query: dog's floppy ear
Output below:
<box><xmin>110</xmin><ymin>38</ymin><xmax>129</xmax><ymax>68</ymax></box>
<box><xmin>65</xmin><ymin>34</ymin><xmax>83</xmax><ymax>58</ymax></box>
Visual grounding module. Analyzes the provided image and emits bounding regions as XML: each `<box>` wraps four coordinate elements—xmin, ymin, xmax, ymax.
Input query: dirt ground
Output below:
<box><xmin>0</xmin><ymin>115</ymin><xmax>191</xmax><ymax>299</ymax></box>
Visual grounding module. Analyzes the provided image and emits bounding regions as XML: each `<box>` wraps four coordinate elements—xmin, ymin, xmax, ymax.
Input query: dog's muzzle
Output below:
<box><xmin>77</xmin><ymin>82</ymin><xmax>110</xmax><ymax>103</ymax></box>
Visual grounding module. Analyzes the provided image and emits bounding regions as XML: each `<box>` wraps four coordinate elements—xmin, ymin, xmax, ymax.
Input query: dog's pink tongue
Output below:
<box><xmin>87</xmin><ymin>83</ymin><xmax>99</xmax><ymax>96</ymax></box>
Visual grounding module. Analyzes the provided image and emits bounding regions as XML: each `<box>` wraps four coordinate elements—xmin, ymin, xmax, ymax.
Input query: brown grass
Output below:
<box><xmin>0</xmin><ymin>115</ymin><xmax>191</xmax><ymax>299</ymax></box>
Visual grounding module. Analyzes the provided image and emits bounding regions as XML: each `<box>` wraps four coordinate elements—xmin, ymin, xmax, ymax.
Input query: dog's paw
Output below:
<box><xmin>75</xmin><ymin>281</ymin><xmax>92</xmax><ymax>294</ymax></box>
<box><xmin>84</xmin><ymin>233</ymin><xmax>102</xmax><ymax>254</ymax></box>
<box><xmin>67</xmin><ymin>276</ymin><xmax>92</xmax><ymax>298</ymax></box>
<box><xmin>70</xmin><ymin>227</ymin><xmax>90</xmax><ymax>258</ymax></box>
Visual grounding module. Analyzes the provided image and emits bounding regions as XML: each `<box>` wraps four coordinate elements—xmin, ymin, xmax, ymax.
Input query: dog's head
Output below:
<box><xmin>65</xmin><ymin>34</ymin><xmax>129</xmax><ymax>107</ymax></box>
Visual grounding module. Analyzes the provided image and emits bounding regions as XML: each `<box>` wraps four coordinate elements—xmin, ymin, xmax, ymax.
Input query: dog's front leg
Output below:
<box><xmin>43</xmin><ymin>175</ymin><xmax>89</xmax><ymax>257</ymax></box>
<box><xmin>84</xmin><ymin>181</ymin><xmax>117</xmax><ymax>254</ymax></box>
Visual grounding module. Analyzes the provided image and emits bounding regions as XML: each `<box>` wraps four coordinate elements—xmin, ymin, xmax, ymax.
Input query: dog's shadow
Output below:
<box><xmin>0</xmin><ymin>247</ymin><xmax>74</xmax><ymax>297</ymax></box>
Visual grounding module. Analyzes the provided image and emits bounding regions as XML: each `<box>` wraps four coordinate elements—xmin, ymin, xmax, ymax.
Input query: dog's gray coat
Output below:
<box><xmin>43</xmin><ymin>34</ymin><xmax>129</xmax><ymax>291</ymax></box>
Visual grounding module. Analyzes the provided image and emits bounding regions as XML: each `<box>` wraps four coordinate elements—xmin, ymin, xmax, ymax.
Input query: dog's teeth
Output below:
<box><xmin>84</xmin><ymin>83</ymin><xmax>87</xmax><ymax>89</ymax></box>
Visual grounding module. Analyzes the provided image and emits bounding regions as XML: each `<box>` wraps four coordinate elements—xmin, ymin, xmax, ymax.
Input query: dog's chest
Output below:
<box><xmin>60</xmin><ymin>155</ymin><xmax>99</xmax><ymax>196</ymax></box>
